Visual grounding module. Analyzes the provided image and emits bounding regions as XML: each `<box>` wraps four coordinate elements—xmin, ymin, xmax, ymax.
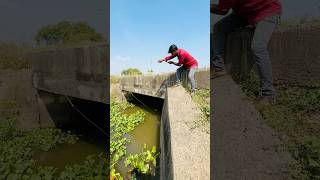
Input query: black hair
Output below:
<box><xmin>168</xmin><ymin>44</ymin><xmax>178</xmax><ymax>53</ymax></box>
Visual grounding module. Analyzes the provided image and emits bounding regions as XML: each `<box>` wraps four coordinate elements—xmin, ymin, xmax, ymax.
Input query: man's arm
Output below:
<box><xmin>168</xmin><ymin>61</ymin><xmax>181</xmax><ymax>66</ymax></box>
<box><xmin>158</xmin><ymin>54</ymin><xmax>177</xmax><ymax>63</ymax></box>
<box><xmin>211</xmin><ymin>0</ymin><xmax>235</xmax><ymax>15</ymax></box>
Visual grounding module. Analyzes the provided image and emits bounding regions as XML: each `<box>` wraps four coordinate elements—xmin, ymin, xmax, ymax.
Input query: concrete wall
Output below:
<box><xmin>225</xmin><ymin>26</ymin><xmax>320</xmax><ymax>87</ymax></box>
<box><xmin>26</xmin><ymin>43</ymin><xmax>109</xmax><ymax>104</ymax></box>
<box><xmin>160</xmin><ymin>86</ymin><xmax>210</xmax><ymax>179</ymax></box>
<box><xmin>0</xmin><ymin>69</ymin><xmax>55</xmax><ymax>131</ymax></box>
<box><xmin>160</xmin><ymin>92</ymin><xmax>173</xmax><ymax>180</ymax></box>
<box><xmin>120</xmin><ymin>68</ymin><xmax>210</xmax><ymax>98</ymax></box>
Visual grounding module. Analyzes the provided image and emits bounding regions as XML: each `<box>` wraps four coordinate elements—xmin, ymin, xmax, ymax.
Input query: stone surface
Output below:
<box><xmin>211</xmin><ymin>75</ymin><xmax>293</xmax><ymax>180</ymax></box>
<box><xmin>160</xmin><ymin>86</ymin><xmax>210</xmax><ymax>180</ymax></box>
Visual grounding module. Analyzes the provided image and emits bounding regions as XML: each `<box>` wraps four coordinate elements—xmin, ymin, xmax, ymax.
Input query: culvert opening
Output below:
<box><xmin>124</xmin><ymin>91</ymin><xmax>164</xmax><ymax>112</ymax></box>
<box><xmin>35</xmin><ymin>90</ymin><xmax>108</xmax><ymax>171</ymax></box>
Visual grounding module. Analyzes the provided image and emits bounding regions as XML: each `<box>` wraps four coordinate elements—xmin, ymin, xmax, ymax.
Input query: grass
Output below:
<box><xmin>239</xmin><ymin>71</ymin><xmax>320</xmax><ymax>179</ymax></box>
<box><xmin>110</xmin><ymin>75</ymin><xmax>120</xmax><ymax>84</ymax></box>
<box><xmin>276</xmin><ymin>17</ymin><xmax>320</xmax><ymax>31</ymax></box>
<box><xmin>184</xmin><ymin>85</ymin><xmax>210</xmax><ymax>132</ymax></box>
<box><xmin>192</xmin><ymin>89</ymin><xmax>210</xmax><ymax>123</ymax></box>
<box><xmin>0</xmin><ymin>43</ymin><xmax>30</xmax><ymax>70</ymax></box>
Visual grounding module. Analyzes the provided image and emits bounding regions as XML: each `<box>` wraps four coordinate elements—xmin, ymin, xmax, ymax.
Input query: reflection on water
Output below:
<box><xmin>34</xmin><ymin>139</ymin><xmax>105</xmax><ymax>173</ymax></box>
<box><xmin>34</xmin><ymin>117</ymin><xmax>106</xmax><ymax>173</ymax></box>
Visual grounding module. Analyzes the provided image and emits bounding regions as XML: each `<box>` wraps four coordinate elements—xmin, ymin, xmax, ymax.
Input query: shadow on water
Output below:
<box><xmin>116</xmin><ymin>92</ymin><xmax>163</xmax><ymax>180</ymax></box>
<box><xmin>34</xmin><ymin>90</ymin><xmax>108</xmax><ymax>172</ymax></box>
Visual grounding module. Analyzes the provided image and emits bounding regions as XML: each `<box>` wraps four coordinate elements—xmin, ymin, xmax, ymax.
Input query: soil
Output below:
<box><xmin>211</xmin><ymin>75</ymin><xmax>294</xmax><ymax>180</ymax></box>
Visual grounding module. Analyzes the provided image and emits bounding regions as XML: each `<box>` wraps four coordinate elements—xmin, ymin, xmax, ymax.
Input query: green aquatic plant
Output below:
<box><xmin>110</xmin><ymin>168</ymin><xmax>123</xmax><ymax>180</ymax></box>
<box><xmin>125</xmin><ymin>144</ymin><xmax>159</xmax><ymax>180</ymax></box>
<box><xmin>109</xmin><ymin>99</ymin><xmax>146</xmax><ymax>177</ymax></box>
<box><xmin>0</xmin><ymin>103</ymin><xmax>107</xmax><ymax>179</ymax></box>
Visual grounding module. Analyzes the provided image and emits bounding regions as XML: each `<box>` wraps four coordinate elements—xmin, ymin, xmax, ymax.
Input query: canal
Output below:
<box><xmin>114</xmin><ymin>92</ymin><xmax>163</xmax><ymax>180</ymax></box>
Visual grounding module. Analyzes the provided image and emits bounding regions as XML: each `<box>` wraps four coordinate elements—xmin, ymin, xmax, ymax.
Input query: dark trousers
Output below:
<box><xmin>176</xmin><ymin>66</ymin><xmax>197</xmax><ymax>91</ymax></box>
<box><xmin>213</xmin><ymin>13</ymin><xmax>279</xmax><ymax>96</ymax></box>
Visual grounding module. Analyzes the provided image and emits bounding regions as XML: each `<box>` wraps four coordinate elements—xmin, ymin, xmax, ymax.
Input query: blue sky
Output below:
<box><xmin>110</xmin><ymin>0</ymin><xmax>210</xmax><ymax>75</ymax></box>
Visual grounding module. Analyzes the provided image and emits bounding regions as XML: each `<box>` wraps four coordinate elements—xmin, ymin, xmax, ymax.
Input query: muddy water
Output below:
<box><xmin>116</xmin><ymin>105</ymin><xmax>161</xmax><ymax>179</ymax></box>
<box><xmin>34</xmin><ymin>123</ymin><xmax>106</xmax><ymax>172</ymax></box>
<box><xmin>34</xmin><ymin>138</ymin><xmax>105</xmax><ymax>172</ymax></box>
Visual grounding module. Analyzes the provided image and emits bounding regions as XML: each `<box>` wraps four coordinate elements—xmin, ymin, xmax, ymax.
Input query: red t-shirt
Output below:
<box><xmin>218</xmin><ymin>0</ymin><xmax>282</xmax><ymax>24</ymax></box>
<box><xmin>164</xmin><ymin>48</ymin><xmax>198</xmax><ymax>69</ymax></box>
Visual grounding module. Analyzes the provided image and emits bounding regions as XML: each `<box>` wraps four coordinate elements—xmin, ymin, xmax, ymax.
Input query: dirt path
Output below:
<box><xmin>211</xmin><ymin>75</ymin><xmax>293</xmax><ymax>180</ymax></box>
<box><xmin>166</xmin><ymin>86</ymin><xmax>210</xmax><ymax>180</ymax></box>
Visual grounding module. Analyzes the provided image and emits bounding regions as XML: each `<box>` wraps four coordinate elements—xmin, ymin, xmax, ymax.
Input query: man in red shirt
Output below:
<box><xmin>211</xmin><ymin>0</ymin><xmax>282</xmax><ymax>101</ymax></box>
<box><xmin>158</xmin><ymin>44</ymin><xmax>199</xmax><ymax>93</ymax></box>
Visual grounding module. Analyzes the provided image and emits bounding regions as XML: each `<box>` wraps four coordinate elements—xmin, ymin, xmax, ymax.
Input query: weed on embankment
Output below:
<box><xmin>239</xmin><ymin>72</ymin><xmax>320</xmax><ymax>179</ymax></box>
<box><xmin>192</xmin><ymin>89</ymin><xmax>210</xmax><ymax>122</ymax></box>
<box><xmin>0</xmin><ymin>43</ymin><xmax>29</xmax><ymax>70</ymax></box>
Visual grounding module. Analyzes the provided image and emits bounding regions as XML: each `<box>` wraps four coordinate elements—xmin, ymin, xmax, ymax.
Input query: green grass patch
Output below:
<box><xmin>192</xmin><ymin>89</ymin><xmax>210</xmax><ymax>123</ymax></box>
<box><xmin>239</xmin><ymin>71</ymin><xmax>320</xmax><ymax>179</ymax></box>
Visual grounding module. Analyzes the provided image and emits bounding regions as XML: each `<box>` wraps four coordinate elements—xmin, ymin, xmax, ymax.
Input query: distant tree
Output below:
<box><xmin>121</xmin><ymin>68</ymin><xmax>143</xmax><ymax>76</ymax></box>
<box><xmin>35</xmin><ymin>21</ymin><xmax>104</xmax><ymax>46</ymax></box>
<box><xmin>147</xmin><ymin>69</ymin><xmax>154</xmax><ymax>75</ymax></box>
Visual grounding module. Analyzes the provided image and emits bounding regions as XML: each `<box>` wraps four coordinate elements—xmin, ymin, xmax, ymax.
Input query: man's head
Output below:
<box><xmin>168</xmin><ymin>44</ymin><xmax>178</xmax><ymax>56</ymax></box>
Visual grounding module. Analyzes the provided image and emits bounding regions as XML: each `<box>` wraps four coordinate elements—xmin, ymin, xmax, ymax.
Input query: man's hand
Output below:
<box><xmin>158</xmin><ymin>59</ymin><xmax>164</xmax><ymax>63</ymax></box>
<box><xmin>168</xmin><ymin>61</ymin><xmax>180</xmax><ymax>66</ymax></box>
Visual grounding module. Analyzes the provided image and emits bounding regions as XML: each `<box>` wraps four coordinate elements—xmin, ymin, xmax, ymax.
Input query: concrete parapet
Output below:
<box><xmin>26</xmin><ymin>43</ymin><xmax>109</xmax><ymax>104</ymax></box>
<box><xmin>120</xmin><ymin>68</ymin><xmax>209</xmax><ymax>98</ymax></box>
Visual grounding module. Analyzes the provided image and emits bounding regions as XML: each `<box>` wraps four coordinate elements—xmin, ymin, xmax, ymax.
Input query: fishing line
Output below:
<box><xmin>128</xmin><ymin>91</ymin><xmax>156</xmax><ymax>112</ymax></box>
<box><xmin>64</xmin><ymin>95</ymin><xmax>109</xmax><ymax>137</ymax></box>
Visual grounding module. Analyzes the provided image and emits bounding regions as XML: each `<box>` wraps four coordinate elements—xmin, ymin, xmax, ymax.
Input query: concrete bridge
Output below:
<box><xmin>27</xmin><ymin>42</ymin><xmax>210</xmax><ymax>103</ymax></box>
<box><xmin>26</xmin><ymin>43</ymin><xmax>109</xmax><ymax>104</ymax></box>
<box><xmin>120</xmin><ymin>69</ymin><xmax>210</xmax><ymax>98</ymax></box>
